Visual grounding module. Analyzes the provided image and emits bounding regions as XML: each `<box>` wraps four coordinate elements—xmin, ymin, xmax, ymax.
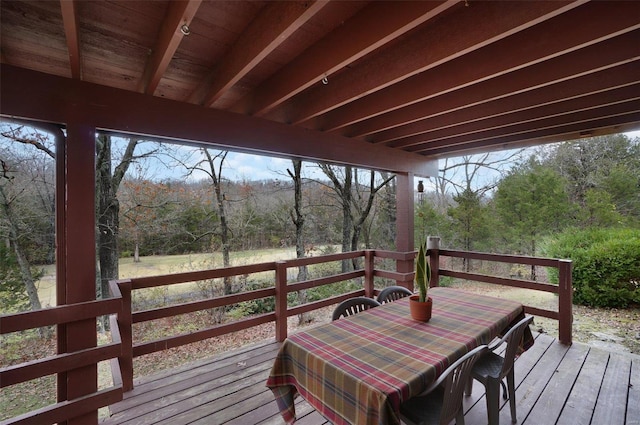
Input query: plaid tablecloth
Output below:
<box><xmin>266</xmin><ymin>287</ymin><xmax>532</xmax><ymax>425</ymax></box>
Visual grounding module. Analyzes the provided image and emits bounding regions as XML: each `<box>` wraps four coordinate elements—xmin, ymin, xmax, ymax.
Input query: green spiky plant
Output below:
<box><xmin>415</xmin><ymin>241</ymin><xmax>431</xmax><ymax>302</ymax></box>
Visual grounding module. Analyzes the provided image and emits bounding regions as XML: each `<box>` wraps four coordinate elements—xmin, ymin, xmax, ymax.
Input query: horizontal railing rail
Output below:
<box><xmin>431</xmin><ymin>247</ymin><xmax>572</xmax><ymax>344</ymax></box>
<box><xmin>0</xmin><ymin>287</ymin><xmax>124</xmax><ymax>425</ymax></box>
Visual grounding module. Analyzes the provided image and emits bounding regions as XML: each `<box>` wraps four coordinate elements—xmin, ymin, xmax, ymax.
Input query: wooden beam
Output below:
<box><xmin>187</xmin><ymin>1</ymin><xmax>328</xmax><ymax>107</ymax></box>
<box><xmin>59</xmin><ymin>0</ymin><xmax>81</xmax><ymax>79</ymax></box>
<box><xmin>277</xmin><ymin>0</ymin><xmax>584</xmax><ymax>125</ymax></box>
<box><xmin>319</xmin><ymin>1</ymin><xmax>640</xmax><ymax>132</ymax></box>
<box><xmin>390</xmin><ymin>84</ymin><xmax>640</xmax><ymax>150</ymax></box>
<box><xmin>231</xmin><ymin>0</ymin><xmax>458</xmax><ymax>116</ymax></box>
<box><xmin>347</xmin><ymin>32</ymin><xmax>640</xmax><ymax>139</ymax></box>
<box><xmin>421</xmin><ymin>112</ymin><xmax>640</xmax><ymax>157</ymax></box>
<box><xmin>0</xmin><ymin>64</ymin><xmax>437</xmax><ymax>177</ymax></box>
<box><xmin>371</xmin><ymin>61</ymin><xmax>640</xmax><ymax>144</ymax></box>
<box><xmin>410</xmin><ymin>101</ymin><xmax>640</xmax><ymax>153</ymax></box>
<box><xmin>138</xmin><ymin>0</ymin><xmax>202</xmax><ymax>95</ymax></box>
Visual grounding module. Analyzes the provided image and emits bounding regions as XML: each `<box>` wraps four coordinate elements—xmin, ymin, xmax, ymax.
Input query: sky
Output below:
<box><xmin>3</xmin><ymin>120</ymin><xmax>638</xmax><ymax>192</ymax></box>
<box><xmin>159</xmin><ymin>129</ymin><xmax>640</xmax><ymax>192</ymax></box>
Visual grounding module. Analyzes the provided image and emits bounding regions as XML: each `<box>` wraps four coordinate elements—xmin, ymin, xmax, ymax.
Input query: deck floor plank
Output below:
<box><xmin>498</xmin><ymin>339</ymin><xmax>571</xmax><ymax>424</ymax></box>
<box><xmin>555</xmin><ymin>347</ymin><xmax>610</xmax><ymax>425</ymax></box>
<box><xmin>102</xmin><ymin>333</ymin><xmax>638</xmax><ymax>425</ymax></box>
<box><xmin>628</xmin><ymin>358</ymin><xmax>640</xmax><ymax>425</ymax></box>
<box><xmin>525</xmin><ymin>341</ymin><xmax>590</xmax><ymax>423</ymax></box>
<box><xmin>591</xmin><ymin>352</ymin><xmax>633</xmax><ymax>425</ymax></box>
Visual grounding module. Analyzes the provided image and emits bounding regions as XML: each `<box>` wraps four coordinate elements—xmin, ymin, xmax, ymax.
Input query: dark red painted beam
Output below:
<box><xmin>189</xmin><ymin>1</ymin><xmax>328</xmax><ymax>107</ymax></box>
<box><xmin>371</xmin><ymin>61</ymin><xmax>640</xmax><ymax>145</ymax></box>
<box><xmin>319</xmin><ymin>1</ymin><xmax>640</xmax><ymax>132</ymax></box>
<box><xmin>231</xmin><ymin>0</ymin><xmax>458</xmax><ymax>116</ymax></box>
<box><xmin>274</xmin><ymin>0</ymin><xmax>583</xmax><ymax>125</ymax></box>
<box><xmin>0</xmin><ymin>64</ymin><xmax>436</xmax><ymax>176</ymax></box>
<box><xmin>346</xmin><ymin>31</ymin><xmax>640</xmax><ymax>139</ymax></box>
<box><xmin>415</xmin><ymin>109</ymin><xmax>640</xmax><ymax>157</ymax></box>
<box><xmin>388</xmin><ymin>83</ymin><xmax>640</xmax><ymax>150</ymax></box>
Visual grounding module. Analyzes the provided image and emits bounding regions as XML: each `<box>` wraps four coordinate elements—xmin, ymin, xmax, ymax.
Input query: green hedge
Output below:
<box><xmin>542</xmin><ymin>227</ymin><xmax>640</xmax><ymax>308</ymax></box>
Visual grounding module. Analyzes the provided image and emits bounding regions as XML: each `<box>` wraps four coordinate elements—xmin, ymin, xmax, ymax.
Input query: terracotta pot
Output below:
<box><xmin>409</xmin><ymin>295</ymin><xmax>433</xmax><ymax>322</ymax></box>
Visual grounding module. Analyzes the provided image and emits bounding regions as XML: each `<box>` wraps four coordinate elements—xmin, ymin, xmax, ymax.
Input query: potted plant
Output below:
<box><xmin>409</xmin><ymin>241</ymin><xmax>433</xmax><ymax>321</ymax></box>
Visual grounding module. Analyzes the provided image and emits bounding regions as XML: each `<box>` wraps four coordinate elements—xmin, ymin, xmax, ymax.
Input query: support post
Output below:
<box><xmin>427</xmin><ymin>236</ymin><xmax>440</xmax><ymax>288</ymax></box>
<box><xmin>118</xmin><ymin>280</ymin><xmax>134</xmax><ymax>391</ymax></box>
<box><xmin>364</xmin><ymin>250</ymin><xmax>375</xmax><ymax>298</ymax></box>
<box><xmin>275</xmin><ymin>261</ymin><xmax>288</xmax><ymax>342</ymax></box>
<box><xmin>62</xmin><ymin>122</ymin><xmax>98</xmax><ymax>425</ymax></box>
<box><xmin>395</xmin><ymin>173</ymin><xmax>415</xmax><ymax>289</ymax></box>
<box><xmin>558</xmin><ymin>259</ymin><xmax>573</xmax><ymax>345</ymax></box>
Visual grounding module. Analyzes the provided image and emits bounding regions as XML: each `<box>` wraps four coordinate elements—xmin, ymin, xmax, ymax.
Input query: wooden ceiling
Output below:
<box><xmin>1</xmin><ymin>0</ymin><xmax>639</xmax><ymax>174</ymax></box>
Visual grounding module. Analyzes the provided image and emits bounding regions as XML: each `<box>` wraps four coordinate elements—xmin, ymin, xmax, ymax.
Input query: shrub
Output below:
<box><xmin>542</xmin><ymin>227</ymin><xmax>640</xmax><ymax>308</ymax></box>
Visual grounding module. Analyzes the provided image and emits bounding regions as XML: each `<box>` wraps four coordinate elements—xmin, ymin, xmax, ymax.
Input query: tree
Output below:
<box><xmin>432</xmin><ymin>152</ymin><xmax>521</xmax><ymax>270</ymax></box>
<box><xmin>495</xmin><ymin>157</ymin><xmax>572</xmax><ymax>279</ymax></box>
<box><xmin>540</xmin><ymin>134</ymin><xmax>640</xmax><ymax>226</ymax></box>
<box><xmin>96</xmin><ymin>135</ymin><xmax>143</xmax><ymax>304</ymax></box>
<box><xmin>0</xmin><ymin>242</ymin><xmax>31</xmax><ymax>313</ymax></box>
<box><xmin>447</xmin><ymin>188</ymin><xmax>491</xmax><ymax>265</ymax></box>
<box><xmin>0</xmin><ymin>124</ymin><xmax>56</xmax><ymax>313</ymax></box>
<box><xmin>287</xmin><ymin>159</ymin><xmax>311</xmax><ymax>324</ymax></box>
<box><xmin>181</xmin><ymin>148</ymin><xmax>234</xmax><ymax>294</ymax></box>
<box><xmin>318</xmin><ymin>164</ymin><xmax>394</xmax><ymax>271</ymax></box>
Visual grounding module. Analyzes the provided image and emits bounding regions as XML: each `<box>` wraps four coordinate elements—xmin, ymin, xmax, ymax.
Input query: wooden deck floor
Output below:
<box><xmin>102</xmin><ymin>332</ymin><xmax>639</xmax><ymax>425</ymax></box>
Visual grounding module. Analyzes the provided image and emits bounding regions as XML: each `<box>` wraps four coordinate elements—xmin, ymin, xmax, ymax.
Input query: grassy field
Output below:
<box><xmin>35</xmin><ymin>247</ymin><xmax>301</xmax><ymax>307</ymax></box>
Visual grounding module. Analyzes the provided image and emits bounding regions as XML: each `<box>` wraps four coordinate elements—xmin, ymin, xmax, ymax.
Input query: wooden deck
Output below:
<box><xmin>102</xmin><ymin>332</ymin><xmax>640</xmax><ymax>425</ymax></box>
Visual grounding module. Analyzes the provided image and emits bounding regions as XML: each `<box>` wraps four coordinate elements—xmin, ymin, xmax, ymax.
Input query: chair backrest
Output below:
<box><xmin>428</xmin><ymin>344</ymin><xmax>488</xmax><ymax>425</ymax></box>
<box><xmin>495</xmin><ymin>315</ymin><xmax>534</xmax><ymax>378</ymax></box>
<box><xmin>376</xmin><ymin>286</ymin><xmax>413</xmax><ymax>304</ymax></box>
<box><xmin>332</xmin><ymin>297</ymin><xmax>381</xmax><ymax>321</ymax></box>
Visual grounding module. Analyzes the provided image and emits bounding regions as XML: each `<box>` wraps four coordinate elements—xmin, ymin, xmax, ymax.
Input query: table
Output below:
<box><xmin>266</xmin><ymin>287</ymin><xmax>533</xmax><ymax>425</ymax></box>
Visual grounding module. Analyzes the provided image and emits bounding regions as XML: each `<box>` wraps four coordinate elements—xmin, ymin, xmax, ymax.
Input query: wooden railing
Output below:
<box><xmin>0</xmin><ymin>281</ymin><xmax>124</xmax><ymax>425</ymax></box>
<box><xmin>427</xmin><ymin>237</ymin><xmax>572</xmax><ymax>345</ymax></box>
<box><xmin>1</xmin><ymin>246</ymin><xmax>572</xmax><ymax>423</ymax></box>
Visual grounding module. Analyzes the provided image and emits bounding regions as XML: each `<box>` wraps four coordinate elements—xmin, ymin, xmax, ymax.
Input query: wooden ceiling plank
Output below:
<box><xmin>411</xmin><ymin>102</ymin><xmax>640</xmax><ymax>154</ymax></box>
<box><xmin>139</xmin><ymin>0</ymin><xmax>203</xmax><ymax>95</ymax></box>
<box><xmin>347</xmin><ymin>32</ymin><xmax>640</xmax><ymax>139</ymax></box>
<box><xmin>283</xmin><ymin>0</ymin><xmax>584</xmax><ymax>125</ymax></box>
<box><xmin>374</xmin><ymin>61</ymin><xmax>640</xmax><ymax>145</ymax></box>
<box><xmin>0</xmin><ymin>64</ymin><xmax>436</xmax><ymax>177</ymax></box>
<box><xmin>194</xmin><ymin>1</ymin><xmax>329</xmax><ymax>107</ymax></box>
<box><xmin>421</xmin><ymin>113</ymin><xmax>640</xmax><ymax>158</ymax></box>
<box><xmin>390</xmin><ymin>84</ymin><xmax>640</xmax><ymax>149</ymax></box>
<box><xmin>320</xmin><ymin>1</ymin><xmax>640</xmax><ymax>132</ymax></box>
<box><xmin>231</xmin><ymin>0</ymin><xmax>458</xmax><ymax>116</ymax></box>
<box><xmin>59</xmin><ymin>0</ymin><xmax>81</xmax><ymax>79</ymax></box>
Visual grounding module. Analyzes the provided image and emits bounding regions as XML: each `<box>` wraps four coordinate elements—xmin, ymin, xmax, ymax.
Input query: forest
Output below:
<box><xmin>1</xmin><ymin>123</ymin><xmax>639</xmax><ymax>314</ymax></box>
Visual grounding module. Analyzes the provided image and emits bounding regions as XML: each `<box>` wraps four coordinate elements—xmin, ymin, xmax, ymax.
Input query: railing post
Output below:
<box><xmin>118</xmin><ymin>280</ymin><xmax>134</xmax><ymax>391</ymax></box>
<box><xmin>275</xmin><ymin>261</ymin><xmax>288</xmax><ymax>342</ymax></box>
<box><xmin>364</xmin><ymin>250</ymin><xmax>375</xmax><ymax>298</ymax></box>
<box><xmin>427</xmin><ymin>236</ymin><xmax>440</xmax><ymax>288</ymax></box>
<box><xmin>558</xmin><ymin>260</ymin><xmax>573</xmax><ymax>345</ymax></box>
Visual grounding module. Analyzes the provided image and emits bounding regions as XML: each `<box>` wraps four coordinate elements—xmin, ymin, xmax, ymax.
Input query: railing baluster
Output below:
<box><xmin>275</xmin><ymin>261</ymin><xmax>288</xmax><ymax>342</ymax></box>
<box><xmin>558</xmin><ymin>259</ymin><xmax>573</xmax><ymax>345</ymax></box>
<box><xmin>118</xmin><ymin>280</ymin><xmax>134</xmax><ymax>392</ymax></box>
<box><xmin>427</xmin><ymin>236</ymin><xmax>440</xmax><ymax>288</ymax></box>
<box><xmin>364</xmin><ymin>250</ymin><xmax>374</xmax><ymax>298</ymax></box>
